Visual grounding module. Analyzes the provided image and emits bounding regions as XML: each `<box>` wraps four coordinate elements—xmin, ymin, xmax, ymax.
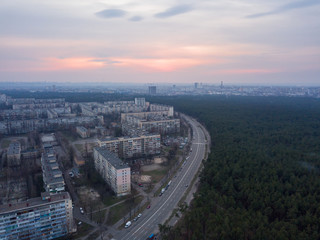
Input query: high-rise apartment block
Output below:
<box><xmin>149</xmin><ymin>104</ymin><xmax>174</xmax><ymax>117</ymax></box>
<box><xmin>148</xmin><ymin>86</ymin><xmax>157</xmax><ymax>95</ymax></box>
<box><xmin>93</xmin><ymin>147</ymin><xmax>131</xmax><ymax>196</ymax></box>
<box><xmin>134</xmin><ymin>98</ymin><xmax>146</xmax><ymax>106</ymax></box>
<box><xmin>0</xmin><ymin>192</ymin><xmax>74</xmax><ymax>239</ymax></box>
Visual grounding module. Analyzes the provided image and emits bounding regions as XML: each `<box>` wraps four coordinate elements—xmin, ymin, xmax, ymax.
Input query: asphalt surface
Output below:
<box><xmin>110</xmin><ymin>115</ymin><xmax>208</xmax><ymax>240</ymax></box>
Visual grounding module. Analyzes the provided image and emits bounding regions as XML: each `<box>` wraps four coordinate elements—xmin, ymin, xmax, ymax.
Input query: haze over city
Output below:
<box><xmin>1</xmin><ymin>0</ymin><xmax>319</xmax><ymax>85</ymax></box>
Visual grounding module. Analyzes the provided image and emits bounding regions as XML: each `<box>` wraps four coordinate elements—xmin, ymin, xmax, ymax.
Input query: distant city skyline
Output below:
<box><xmin>0</xmin><ymin>0</ymin><xmax>319</xmax><ymax>86</ymax></box>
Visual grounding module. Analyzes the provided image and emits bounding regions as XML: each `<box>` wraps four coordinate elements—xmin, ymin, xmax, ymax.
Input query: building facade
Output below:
<box><xmin>7</xmin><ymin>142</ymin><xmax>21</xmax><ymax>167</ymax></box>
<box><xmin>0</xmin><ymin>192</ymin><xmax>74</xmax><ymax>240</ymax></box>
<box><xmin>148</xmin><ymin>86</ymin><xmax>156</xmax><ymax>95</ymax></box>
<box><xmin>93</xmin><ymin>147</ymin><xmax>131</xmax><ymax>196</ymax></box>
<box><xmin>76</xmin><ymin>126</ymin><xmax>90</xmax><ymax>138</ymax></box>
<box><xmin>97</xmin><ymin>134</ymin><xmax>161</xmax><ymax>159</ymax></box>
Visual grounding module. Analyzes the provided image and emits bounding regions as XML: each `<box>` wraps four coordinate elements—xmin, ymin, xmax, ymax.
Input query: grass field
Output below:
<box><xmin>1</xmin><ymin>139</ymin><xmax>11</xmax><ymax>149</ymax></box>
<box><xmin>107</xmin><ymin>195</ymin><xmax>144</xmax><ymax>225</ymax></box>
<box><xmin>142</xmin><ymin>168</ymin><xmax>168</xmax><ymax>183</ymax></box>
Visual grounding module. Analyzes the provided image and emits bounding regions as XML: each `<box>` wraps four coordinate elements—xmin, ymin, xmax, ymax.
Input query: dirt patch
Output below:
<box><xmin>78</xmin><ymin>186</ymin><xmax>100</xmax><ymax>202</ymax></box>
<box><xmin>153</xmin><ymin>157</ymin><xmax>164</xmax><ymax>164</ymax></box>
<box><xmin>141</xmin><ymin>163</ymin><xmax>164</xmax><ymax>172</ymax></box>
<box><xmin>140</xmin><ymin>175</ymin><xmax>151</xmax><ymax>183</ymax></box>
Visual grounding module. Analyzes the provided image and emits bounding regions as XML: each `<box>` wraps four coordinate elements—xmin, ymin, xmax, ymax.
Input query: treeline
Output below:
<box><xmin>149</xmin><ymin>96</ymin><xmax>320</xmax><ymax>240</ymax></box>
<box><xmin>1</xmin><ymin>90</ymin><xmax>134</xmax><ymax>103</ymax></box>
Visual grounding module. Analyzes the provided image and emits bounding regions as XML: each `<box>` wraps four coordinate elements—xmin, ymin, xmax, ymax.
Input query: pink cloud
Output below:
<box><xmin>0</xmin><ymin>57</ymin><xmax>106</xmax><ymax>72</ymax></box>
<box><xmin>212</xmin><ymin>68</ymin><xmax>282</xmax><ymax>75</ymax></box>
<box><xmin>111</xmin><ymin>57</ymin><xmax>220</xmax><ymax>72</ymax></box>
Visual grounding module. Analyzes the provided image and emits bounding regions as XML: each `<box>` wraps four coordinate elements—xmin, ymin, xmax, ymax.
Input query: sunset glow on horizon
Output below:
<box><xmin>0</xmin><ymin>0</ymin><xmax>319</xmax><ymax>85</ymax></box>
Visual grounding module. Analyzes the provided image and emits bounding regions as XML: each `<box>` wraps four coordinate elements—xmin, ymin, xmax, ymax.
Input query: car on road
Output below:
<box><xmin>147</xmin><ymin>233</ymin><xmax>155</xmax><ymax>239</ymax></box>
<box><xmin>78</xmin><ymin>221</ymin><xmax>82</xmax><ymax>226</ymax></box>
<box><xmin>138</xmin><ymin>213</ymin><xmax>142</xmax><ymax>218</ymax></box>
<box><xmin>147</xmin><ymin>205</ymin><xmax>151</xmax><ymax>209</ymax></box>
<box><xmin>133</xmin><ymin>217</ymin><xmax>138</xmax><ymax>221</ymax></box>
<box><xmin>80</xmin><ymin>207</ymin><xmax>84</xmax><ymax>214</ymax></box>
<box><xmin>69</xmin><ymin>171</ymin><xmax>74</xmax><ymax>178</ymax></box>
<box><xmin>125</xmin><ymin>221</ymin><xmax>132</xmax><ymax>228</ymax></box>
<box><xmin>185</xmin><ymin>184</ymin><xmax>189</xmax><ymax>188</ymax></box>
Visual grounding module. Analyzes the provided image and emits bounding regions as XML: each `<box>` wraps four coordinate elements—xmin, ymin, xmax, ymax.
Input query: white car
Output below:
<box><xmin>125</xmin><ymin>221</ymin><xmax>132</xmax><ymax>228</ymax></box>
<box><xmin>78</xmin><ymin>221</ymin><xmax>82</xmax><ymax>226</ymax></box>
<box><xmin>137</xmin><ymin>213</ymin><xmax>142</xmax><ymax>218</ymax></box>
<box><xmin>80</xmin><ymin>207</ymin><xmax>84</xmax><ymax>214</ymax></box>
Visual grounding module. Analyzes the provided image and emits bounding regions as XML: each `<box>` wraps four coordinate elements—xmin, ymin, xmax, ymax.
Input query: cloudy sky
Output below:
<box><xmin>0</xmin><ymin>0</ymin><xmax>319</xmax><ymax>85</ymax></box>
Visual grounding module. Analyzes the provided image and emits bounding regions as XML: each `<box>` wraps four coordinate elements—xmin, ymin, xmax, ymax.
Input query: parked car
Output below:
<box><xmin>80</xmin><ymin>207</ymin><xmax>84</xmax><ymax>214</ymax></box>
<box><xmin>125</xmin><ymin>221</ymin><xmax>132</xmax><ymax>228</ymax></box>
<box><xmin>138</xmin><ymin>213</ymin><xmax>142</xmax><ymax>218</ymax></box>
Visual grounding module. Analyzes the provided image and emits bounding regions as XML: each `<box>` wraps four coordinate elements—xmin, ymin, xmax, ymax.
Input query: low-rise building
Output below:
<box><xmin>41</xmin><ymin>148</ymin><xmax>65</xmax><ymax>193</ymax></box>
<box><xmin>76</xmin><ymin>126</ymin><xmax>90</xmax><ymax>138</ymax></box>
<box><xmin>0</xmin><ymin>192</ymin><xmax>75</xmax><ymax>239</ymax></box>
<box><xmin>93</xmin><ymin>147</ymin><xmax>131</xmax><ymax>196</ymax></box>
<box><xmin>21</xmin><ymin>148</ymin><xmax>39</xmax><ymax>159</ymax></box>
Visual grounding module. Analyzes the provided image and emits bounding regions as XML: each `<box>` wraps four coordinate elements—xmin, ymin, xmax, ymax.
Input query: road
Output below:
<box><xmin>108</xmin><ymin>114</ymin><xmax>209</xmax><ymax>240</ymax></box>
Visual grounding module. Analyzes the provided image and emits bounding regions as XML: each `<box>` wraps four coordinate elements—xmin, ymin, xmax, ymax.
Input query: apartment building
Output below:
<box><xmin>122</xmin><ymin>114</ymin><xmax>180</xmax><ymax>135</ymax></box>
<box><xmin>9</xmin><ymin>98</ymin><xmax>65</xmax><ymax>110</ymax></box>
<box><xmin>76</xmin><ymin>126</ymin><xmax>90</xmax><ymax>138</ymax></box>
<box><xmin>93</xmin><ymin>147</ymin><xmax>131</xmax><ymax>196</ymax></box>
<box><xmin>41</xmin><ymin>148</ymin><xmax>65</xmax><ymax>193</ymax></box>
<box><xmin>97</xmin><ymin>134</ymin><xmax>161</xmax><ymax>159</ymax></box>
<box><xmin>7</xmin><ymin>142</ymin><xmax>21</xmax><ymax>167</ymax></box>
<box><xmin>121</xmin><ymin>111</ymin><xmax>171</xmax><ymax>123</ymax></box>
<box><xmin>47</xmin><ymin>107</ymin><xmax>72</xmax><ymax>119</ymax></box>
<box><xmin>0</xmin><ymin>192</ymin><xmax>75</xmax><ymax>240</ymax></box>
<box><xmin>80</xmin><ymin>98</ymin><xmax>149</xmax><ymax>116</ymax></box>
<box><xmin>138</xmin><ymin>118</ymin><xmax>180</xmax><ymax>134</ymax></box>
<box><xmin>149</xmin><ymin>104</ymin><xmax>174</xmax><ymax>117</ymax></box>
<box><xmin>0</xmin><ymin>116</ymin><xmax>101</xmax><ymax>135</ymax></box>
<box><xmin>134</xmin><ymin>98</ymin><xmax>146</xmax><ymax>106</ymax></box>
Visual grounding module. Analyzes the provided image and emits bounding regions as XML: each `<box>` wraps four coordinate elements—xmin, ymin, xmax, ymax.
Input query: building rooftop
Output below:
<box><xmin>94</xmin><ymin>147</ymin><xmax>129</xmax><ymax>170</ymax></box>
<box><xmin>0</xmin><ymin>192</ymin><xmax>70</xmax><ymax>215</ymax></box>
<box><xmin>41</xmin><ymin>133</ymin><xmax>56</xmax><ymax>143</ymax></box>
<box><xmin>41</xmin><ymin>150</ymin><xmax>65</xmax><ymax>192</ymax></box>
<box><xmin>7</xmin><ymin>142</ymin><xmax>21</xmax><ymax>155</ymax></box>
<box><xmin>99</xmin><ymin>136</ymin><xmax>118</xmax><ymax>142</ymax></box>
<box><xmin>76</xmin><ymin>126</ymin><xmax>88</xmax><ymax>132</ymax></box>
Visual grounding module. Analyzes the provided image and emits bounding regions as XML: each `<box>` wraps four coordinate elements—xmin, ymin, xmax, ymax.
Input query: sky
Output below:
<box><xmin>0</xmin><ymin>0</ymin><xmax>319</xmax><ymax>86</ymax></box>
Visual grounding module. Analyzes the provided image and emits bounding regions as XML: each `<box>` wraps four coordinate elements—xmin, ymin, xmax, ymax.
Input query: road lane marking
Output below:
<box><xmin>122</xmin><ymin>121</ymin><xmax>205</xmax><ymax>239</ymax></box>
